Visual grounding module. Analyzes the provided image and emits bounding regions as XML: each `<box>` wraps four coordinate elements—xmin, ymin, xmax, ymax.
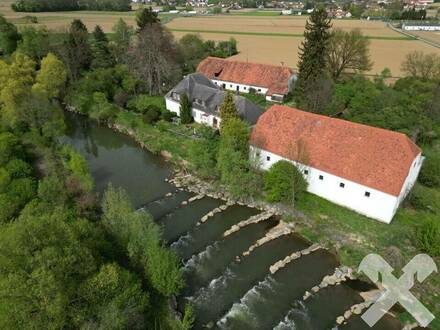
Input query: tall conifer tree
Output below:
<box><xmin>219</xmin><ymin>92</ymin><xmax>238</xmax><ymax>132</ymax></box>
<box><xmin>294</xmin><ymin>7</ymin><xmax>332</xmax><ymax>109</ymax></box>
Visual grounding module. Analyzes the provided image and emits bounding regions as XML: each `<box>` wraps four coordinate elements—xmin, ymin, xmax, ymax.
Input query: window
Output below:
<box><xmin>266</xmin><ymin>156</ymin><xmax>271</xmax><ymax>161</ymax></box>
<box><xmin>365</xmin><ymin>191</ymin><xmax>371</xmax><ymax>197</ymax></box>
<box><xmin>258</xmin><ymin>89</ymin><xmax>261</xmax><ymax>92</ymax></box>
<box><xmin>256</xmin><ymin>151</ymin><xmax>261</xmax><ymax>157</ymax></box>
<box><xmin>230</xmin><ymin>84</ymin><xmax>233</xmax><ymax>87</ymax></box>
<box><xmin>319</xmin><ymin>175</ymin><xmax>324</xmax><ymax>180</ymax></box>
<box><xmin>244</xmin><ymin>87</ymin><xmax>247</xmax><ymax>90</ymax></box>
<box><xmin>339</xmin><ymin>182</ymin><xmax>345</xmax><ymax>188</ymax></box>
<box><xmin>304</xmin><ymin>170</ymin><xmax>309</xmax><ymax>175</ymax></box>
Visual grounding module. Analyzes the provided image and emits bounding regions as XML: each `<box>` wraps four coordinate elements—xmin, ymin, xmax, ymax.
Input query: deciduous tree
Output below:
<box><xmin>111</xmin><ymin>18</ymin><xmax>133</xmax><ymax>64</ymax></box>
<box><xmin>127</xmin><ymin>24</ymin><xmax>180</xmax><ymax>95</ymax></box>
<box><xmin>326</xmin><ymin>28</ymin><xmax>372</xmax><ymax>80</ymax></box>
<box><xmin>0</xmin><ymin>15</ymin><xmax>20</xmax><ymax>55</ymax></box>
<box><xmin>33</xmin><ymin>52</ymin><xmax>67</xmax><ymax>98</ymax></box>
<box><xmin>401</xmin><ymin>51</ymin><xmax>440</xmax><ymax>80</ymax></box>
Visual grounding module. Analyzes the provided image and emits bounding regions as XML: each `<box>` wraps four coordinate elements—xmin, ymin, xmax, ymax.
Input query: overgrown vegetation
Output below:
<box><xmin>0</xmin><ymin>14</ymin><xmax>189</xmax><ymax>330</ymax></box>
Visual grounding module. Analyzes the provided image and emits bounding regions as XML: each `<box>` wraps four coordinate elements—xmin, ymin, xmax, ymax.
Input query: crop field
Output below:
<box><xmin>408</xmin><ymin>30</ymin><xmax>440</xmax><ymax>45</ymax></box>
<box><xmin>2</xmin><ymin>0</ymin><xmax>440</xmax><ymax>76</ymax></box>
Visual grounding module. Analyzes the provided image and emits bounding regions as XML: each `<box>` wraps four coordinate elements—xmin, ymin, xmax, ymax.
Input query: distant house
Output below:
<box><xmin>196</xmin><ymin>57</ymin><xmax>296</xmax><ymax>103</ymax></box>
<box><xmin>250</xmin><ymin>105</ymin><xmax>424</xmax><ymax>223</ymax></box>
<box><xmin>402</xmin><ymin>23</ymin><xmax>440</xmax><ymax>31</ymax></box>
<box><xmin>165</xmin><ymin>73</ymin><xmax>264</xmax><ymax>129</ymax></box>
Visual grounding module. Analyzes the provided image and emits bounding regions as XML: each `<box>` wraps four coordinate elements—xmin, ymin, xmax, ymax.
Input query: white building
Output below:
<box><xmin>250</xmin><ymin>105</ymin><xmax>424</xmax><ymax>223</ymax></box>
<box><xmin>197</xmin><ymin>57</ymin><xmax>296</xmax><ymax>103</ymax></box>
<box><xmin>165</xmin><ymin>73</ymin><xmax>263</xmax><ymax>129</ymax></box>
<box><xmin>402</xmin><ymin>23</ymin><xmax>440</xmax><ymax>31</ymax></box>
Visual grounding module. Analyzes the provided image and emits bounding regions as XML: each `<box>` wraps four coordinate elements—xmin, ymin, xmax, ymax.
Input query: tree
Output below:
<box><xmin>136</xmin><ymin>7</ymin><xmax>159</xmax><ymax>31</ymax></box>
<box><xmin>127</xmin><ymin>24</ymin><xmax>180</xmax><ymax>95</ymax></box>
<box><xmin>17</xmin><ymin>26</ymin><xmax>49</xmax><ymax>60</ymax></box>
<box><xmin>263</xmin><ymin>160</ymin><xmax>307</xmax><ymax>203</ymax></box>
<box><xmin>111</xmin><ymin>18</ymin><xmax>133</xmax><ymax>64</ymax></box>
<box><xmin>326</xmin><ymin>28</ymin><xmax>372</xmax><ymax>80</ymax></box>
<box><xmin>80</xmin><ymin>263</ymin><xmax>150</xmax><ymax>329</ymax></box>
<box><xmin>294</xmin><ymin>6</ymin><xmax>332</xmax><ymax>109</ymax></box>
<box><xmin>0</xmin><ymin>15</ymin><xmax>20</xmax><ymax>55</ymax></box>
<box><xmin>216</xmin><ymin>118</ymin><xmax>261</xmax><ymax>197</ymax></box>
<box><xmin>91</xmin><ymin>25</ymin><xmax>114</xmax><ymax>69</ymax></box>
<box><xmin>401</xmin><ymin>51</ymin><xmax>440</xmax><ymax>80</ymax></box>
<box><xmin>33</xmin><ymin>52</ymin><xmax>67</xmax><ymax>98</ymax></box>
<box><xmin>418</xmin><ymin>152</ymin><xmax>440</xmax><ymax>188</ymax></box>
<box><xmin>219</xmin><ymin>92</ymin><xmax>238</xmax><ymax>131</ymax></box>
<box><xmin>62</xmin><ymin>19</ymin><xmax>92</xmax><ymax>81</ymax></box>
<box><xmin>0</xmin><ymin>212</ymin><xmax>102</xmax><ymax>329</ymax></box>
<box><xmin>188</xmin><ymin>126</ymin><xmax>219</xmax><ymax>178</ymax></box>
<box><xmin>102</xmin><ymin>185</ymin><xmax>183</xmax><ymax>297</ymax></box>
<box><xmin>180</xmin><ymin>94</ymin><xmax>193</xmax><ymax>124</ymax></box>
<box><xmin>416</xmin><ymin>217</ymin><xmax>440</xmax><ymax>256</ymax></box>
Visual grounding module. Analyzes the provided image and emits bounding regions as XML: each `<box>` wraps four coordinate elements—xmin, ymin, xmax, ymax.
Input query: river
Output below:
<box><xmin>62</xmin><ymin>112</ymin><xmax>401</xmax><ymax>330</ymax></box>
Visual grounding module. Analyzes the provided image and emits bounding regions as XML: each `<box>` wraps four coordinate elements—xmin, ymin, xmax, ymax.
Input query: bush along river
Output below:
<box><xmin>62</xmin><ymin>112</ymin><xmax>402</xmax><ymax>330</ymax></box>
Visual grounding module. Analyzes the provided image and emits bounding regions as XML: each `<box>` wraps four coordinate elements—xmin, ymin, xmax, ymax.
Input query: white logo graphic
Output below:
<box><xmin>359</xmin><ymin>254</ymin><xmax>437</xmax><ymax>327</ymax></box>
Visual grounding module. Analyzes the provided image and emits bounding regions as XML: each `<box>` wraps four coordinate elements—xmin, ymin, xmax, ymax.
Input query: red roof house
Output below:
<box><xmin>196</xmin><ymin>57</ymin><xmax>294</xmax><ymax>101</ymax></box>
<box><xmin>250</xmin><ymin>105</ymin><xmax>423</xmax><ymax>222</ymax></box>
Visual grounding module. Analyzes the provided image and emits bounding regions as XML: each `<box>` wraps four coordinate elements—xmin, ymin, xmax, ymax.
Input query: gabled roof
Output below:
<box><xmin>250</xmin><ymin>105</ymin><xmax>422</xmax><ymax>196</ymax></box>
<box><xmin>166</xmin><ymin>73</ymin><xmax>263</xmax><ymax>125</ymax></box>
<box><xmin>196</xmin><ymin>57</ymin><xmax>294</xmax><ymax>96</ymax></box>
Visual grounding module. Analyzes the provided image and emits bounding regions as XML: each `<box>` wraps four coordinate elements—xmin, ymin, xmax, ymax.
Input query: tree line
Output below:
<box><xmin>0</xmin><ymin>10</ymin><xmax>198</xmax><ymax>330</ymax></box>
<box><xmin>12</xmin><ymin>0</ymin><xmax>132</xmax><ymax>12</ymax></box>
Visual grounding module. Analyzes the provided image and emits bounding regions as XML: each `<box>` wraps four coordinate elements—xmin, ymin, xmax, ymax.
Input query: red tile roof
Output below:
<box><xmin>250</xmin><ymin>105</ymin><xmax>421</xmax><ymax>196</ymax></box>
<box><xmin>196</xmin><ymin>57</ymin><xmax>294</xmax><ymax>96</ymax></box>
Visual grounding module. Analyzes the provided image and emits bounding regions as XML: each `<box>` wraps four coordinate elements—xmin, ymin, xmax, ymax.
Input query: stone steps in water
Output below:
<box><xmin>188</xmin><ymin>234</ymin><xmax>310</xmax><ymax>329</ymax></box>
<box><xmin>181</xmin><ymin>220</ymin><xmax>278</xmax><ymax>298</ymax></box>
<box><xmin>216</xmin><ymin>250</ymin><xmax>340</xmax><ymax>330</ymax></box>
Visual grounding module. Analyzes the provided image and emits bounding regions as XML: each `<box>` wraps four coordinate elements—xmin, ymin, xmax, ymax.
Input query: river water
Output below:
<box><xmin>62</xmin><ymin>113</ymin><xmax>401</xmax><ymax>330</ymax></box>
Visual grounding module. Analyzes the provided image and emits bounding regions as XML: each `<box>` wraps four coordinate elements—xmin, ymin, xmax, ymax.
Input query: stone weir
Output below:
<box><xmin>197</xmin><ymin>201</ymin><xmax>235</xmax><ymax>226</ymax></box>
<box><xmin>242</xmin><ymin>221</ymin><xmax>295</xmax><ymax>257</ymax></box>
<box><xmin>302</xmin><ymin>266</ymin><xmax>355</xmax><ymax>301</ymax></box>
<box><xmin>168</xmin><ymin>171</ymin><xmax>296</xmax><ymax>217</ymax></box>
<box><xmin>223</xmin><ymin>212</ymin><xmax>274</xmax><ymax>237</ymax></box>
<box><xmin>269</xmin><ymin>243</ymin><xmax>323</xmax><ymax>274</ymax></box>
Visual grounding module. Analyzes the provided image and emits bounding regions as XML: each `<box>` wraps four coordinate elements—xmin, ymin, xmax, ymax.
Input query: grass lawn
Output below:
<box><xmin>294</xmin><ymin>193</ymin><xmax>440</xmax><ymax>329</ymax></box>
<box><xmin>240</xmin><ymin>92</ymin><xmax>271</xmax><ymax>109</ymax></box>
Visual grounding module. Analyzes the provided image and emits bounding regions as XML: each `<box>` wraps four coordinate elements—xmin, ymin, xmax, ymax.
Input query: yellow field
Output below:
<box><xmin>167</xmin><ymin>16</ymin><xmax>403</xmax><ymax>38</ymax></box>
<box><xmin>409</xmin><ymin>30</ymin><xmax>440</xmax><ymax>44</ymax></box>
<box><xmin>2</xmin><ymin>0</ymin><xmax>440</xmax><ymax>76</ymax></box>
<box><xmin>172</xmin><ymin>31</ymin><xmax>439</xmax><ymax>76</ymax></box>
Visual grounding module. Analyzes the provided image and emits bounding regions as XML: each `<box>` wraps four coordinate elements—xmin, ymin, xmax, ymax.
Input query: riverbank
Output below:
<box><xmin>64</xmin><ymin>107</ymin><xmax>439</xmax><ymax>329</ymax></box>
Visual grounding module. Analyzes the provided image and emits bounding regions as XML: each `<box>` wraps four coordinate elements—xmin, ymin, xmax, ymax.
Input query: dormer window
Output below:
<box><xmin>172</xmin><ymin>92</ymin><xmax>180</xmax><ymax>101</ymax></box>
<box><xmin>194</xmin><ymin>98</ymin><xmax>205</xmax><ymax>107</ymax></box>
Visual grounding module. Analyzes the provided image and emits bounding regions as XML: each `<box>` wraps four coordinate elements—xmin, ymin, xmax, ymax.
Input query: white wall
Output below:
<box><xmin>211</xmin><ymin>79</ymin><xmax>269</xmax><ymax>96</ymax></box>
<box><xmin>251</xmin><ymin>146</ymin><xmax>404</xmax><ymax>223</ymax></box>
<box><xmin>396</xmin><ymin>153</ymin><xmax>424</xmax><ymax>207</ymax></box>
<box><xmin>165</xmin><ymin>98</ymin><xmax>221</xmax><ymax>128</ymax></box>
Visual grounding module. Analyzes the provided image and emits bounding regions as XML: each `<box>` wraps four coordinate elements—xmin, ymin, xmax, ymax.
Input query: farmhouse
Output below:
<box><xmin>196</xmin><ymin>57</ymin><xmax>295</xmax><ymax>102</ymax></box>
<box><xmin>250</xmin><ymin>105</ymin><xmax>424</xmax><ymax>223</ymax></box>
<box><xmin>165</xmin><ymin>73</ymin><xmax>263</xmax><ymax>128</ymax></box>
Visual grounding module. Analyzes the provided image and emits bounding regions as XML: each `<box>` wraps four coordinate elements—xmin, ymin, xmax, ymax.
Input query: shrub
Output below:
<box><xmin>406</xmin><ymin>184</ymin><xmax>440</xmax><ymax>213</ymax></box>
<box><xmin>418</xmin><ymin>153</ymin><xmax>440</xmax><ymax>188</ymax></box>
<box><xmin>5</xmin><ymin>159</ymin><xmax>33</xmax><ymax>179</ymax></box>
<box><xmin>127</xmin><ymin>94</ymin><xmax>165</xmax><ymax>114</ymax></box>
<box><xmin>142</xmin><ymin>106</ymin><xmax>161</xmax><ymax>125</ymax></box>
<box><xmin>161</xmin><ymin>110</ymin><xmax>175</xmax><ymax>122</ymax></box>
<box><xmin>416</xmin><ymin>217</ymin><xmax>440</xmax><ymax>256</ymax></box>
<box><xmin>264</xmin><ymin>160</ymin><xmax>307</xmax><ymax>203</ymax></box>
